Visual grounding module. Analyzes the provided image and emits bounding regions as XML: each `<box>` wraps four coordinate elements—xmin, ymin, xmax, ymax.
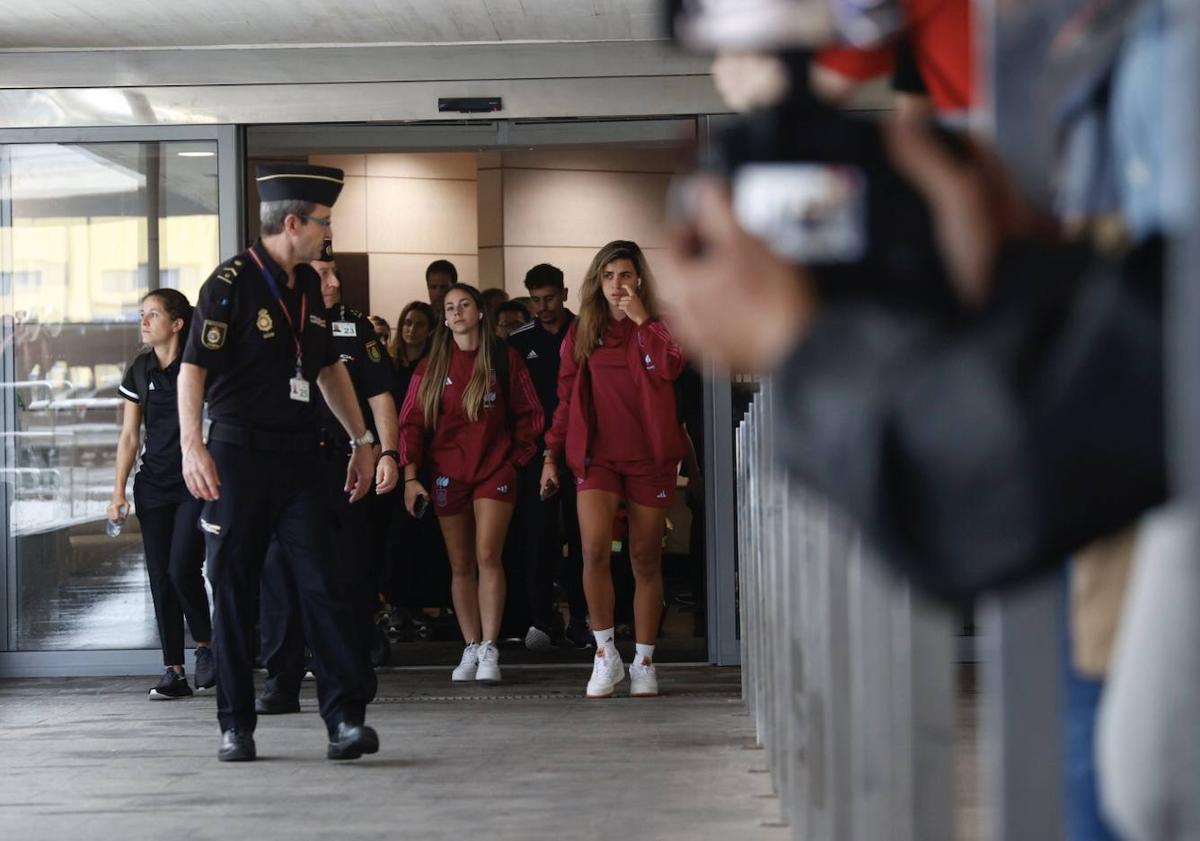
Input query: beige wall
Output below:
<box><xmin>311</xmin><ymin>147</ymin><xmax>676</xmax><ymax>321</ymax></box>
<box><xmin>310</xmin><ymin>152</ymin><xmax>479</xmax><ymax>326</ymax></box>
<box><xmin>493</xmin><ymin>149</ymin><xmax>675</xmax><ymax>311</ymax></box>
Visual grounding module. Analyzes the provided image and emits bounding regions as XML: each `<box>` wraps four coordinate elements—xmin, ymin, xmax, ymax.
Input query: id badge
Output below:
<box><xmin>289</xmin><ymin>376</ymin><xmax>311</xmax><ymax>403</ymax></box>
<box><xmin>332</xmin><ymin>321</ymin><xmax>357</xmax><ymax>337</ymax></box>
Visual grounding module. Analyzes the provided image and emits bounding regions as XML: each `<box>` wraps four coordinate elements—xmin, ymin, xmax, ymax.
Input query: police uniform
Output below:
<box><xmin>182</xmin><ymin>164</ymin><xmax>373</xmax><ymax>752</ymax></box>
<box><xmin>259</xmin><ymin>301</ymin><xmax>396</xmax><ymax>705</ymax></box>
<box><xmin>505</xmin><ymin>311</ymin><xmax>586</xmax><ymax>636</ymax></box>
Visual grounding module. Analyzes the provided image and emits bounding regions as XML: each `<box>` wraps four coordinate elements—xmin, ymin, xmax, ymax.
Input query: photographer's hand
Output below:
<box><xmin>884</xmin><ymin>118</ymin><xmax>1033</xmax><ymax>309</ymax></box>
<box><xmin>660</xmin><ymin>177</ymin><xmax>815</xmax><ymax>373</ymax></box>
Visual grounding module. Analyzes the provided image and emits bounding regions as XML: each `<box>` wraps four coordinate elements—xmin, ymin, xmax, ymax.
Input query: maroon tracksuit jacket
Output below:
<box><xmin>545</xmin><ymin>317</ymin><xmax>688</xmax><ymax>478</ymax></box>
<box><xmin>399</xmin><ymin>344</ymin><xmax>543</xmax><ymax>482</ymax></box>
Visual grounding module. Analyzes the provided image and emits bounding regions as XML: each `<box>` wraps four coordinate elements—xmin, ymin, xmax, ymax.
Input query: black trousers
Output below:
<box><xmin>202</xmin><ymin>440</ymin><xmax>367</xmax><ymax>736</ymax></box>
<box><xmin>506</xmin><ymin>461</ymin><xmax>561</xmax><ymax>631</ymax></box>
<box><xmin>259</xmin><ymin>450</ymin><xmax>377</xmax><ymax>699</ymax></box>
<box><xmin>502</xmin><ymin>462</ymin><xmax>588</xmax><ymax>632</ymax></box>
<box><xmin>558</xmin><ymin>470</ymin><xmax>587</xmax><ymax>625</ymax></box>
<box><xmin>134</xmin><ymin>493</ymin><xmax>211</xmax><ymax>666</ymax></box>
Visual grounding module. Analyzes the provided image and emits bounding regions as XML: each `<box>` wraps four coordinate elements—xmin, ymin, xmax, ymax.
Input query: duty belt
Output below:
<box><xmin>207</xmin><ymin>421</ymin><xmax>318</xmax><ymax>454</ymax></box>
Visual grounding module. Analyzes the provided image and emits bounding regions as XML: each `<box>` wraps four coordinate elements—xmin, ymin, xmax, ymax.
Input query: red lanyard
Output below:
<box><xmin>247</xmin><ymin>246</ymin><xmax>306</xmax><ymax>370</ymax></box>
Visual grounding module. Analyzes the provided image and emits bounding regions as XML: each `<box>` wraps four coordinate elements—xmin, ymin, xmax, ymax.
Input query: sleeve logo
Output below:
<box><xmin>202</xmin><ymin>320</ymin><xmax>228</xmax><ymax>350</ymax></box>
<box><xmin>366</xmin><ymin>340</ymin><xmax>382</xmax><ymax>363</ymax></box>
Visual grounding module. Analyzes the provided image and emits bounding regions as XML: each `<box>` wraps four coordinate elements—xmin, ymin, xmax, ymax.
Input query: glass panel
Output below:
<box><xmin>0</xmin><ymin>141</ymin><xmax>219</xmax><ymax>650</ymax></box>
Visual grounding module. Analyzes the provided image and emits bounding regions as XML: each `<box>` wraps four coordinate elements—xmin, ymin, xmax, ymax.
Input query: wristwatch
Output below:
<box><xmin>349</xmin><ymin>430</ymin><xmax>376</xmax><ymax>449</ymax></box>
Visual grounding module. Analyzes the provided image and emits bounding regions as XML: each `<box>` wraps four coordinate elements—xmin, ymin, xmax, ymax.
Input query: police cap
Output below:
<box><xmin>256</xmin><ymin>163</ymin><xmax>345</xmax><ymax>206</ymax></box>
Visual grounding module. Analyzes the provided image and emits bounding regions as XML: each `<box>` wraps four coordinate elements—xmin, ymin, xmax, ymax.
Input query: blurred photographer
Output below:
<box><xmin>657</xmin><ymin>0</ymin><xmax>1166</xmax><ymax>601</ymax></box>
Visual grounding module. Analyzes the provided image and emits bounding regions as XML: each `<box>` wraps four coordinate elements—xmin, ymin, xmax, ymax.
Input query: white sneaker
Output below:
<box><xmin>630</xmin><ymin>657</ymin><xmax>659</xmax><ymax>697</ymax></box>
<box><xmin>476</xmin><ymin>642</ymin><xmax>501</xmax><ymax>683</ymax></box>
<box><xmin>452</xmin><ymin>643</ymin><xmax>479</xmax><ymax>681</ymax></box>
<box><xmin>586</xmin><ymin>645</ymin><xmax>625</xmax><ymax>698</ymax></box>
<box><xmin>524</xmin><ymin>625</ymin><xmax>552</xmax><ymax>652</ymax></box>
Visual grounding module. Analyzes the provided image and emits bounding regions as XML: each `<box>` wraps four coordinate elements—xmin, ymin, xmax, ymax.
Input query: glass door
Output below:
<box><xmin>0</xmin><ymin>126</ymin><xmax>240</xmax><ymax>667</ymax></box>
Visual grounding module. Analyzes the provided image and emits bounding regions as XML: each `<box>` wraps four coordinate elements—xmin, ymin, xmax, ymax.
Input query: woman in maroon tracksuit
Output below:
<box><xmin>400</xmin><ymin>283</ymin><xmax>542</xmax><ymax>683</ymax></box>
<box><xmin>540</xmin><ymin>241</ymin><xmax>688</xmax><ymax>698</ymax></box>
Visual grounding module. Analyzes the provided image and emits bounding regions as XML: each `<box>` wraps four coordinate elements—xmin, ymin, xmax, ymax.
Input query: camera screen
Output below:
<box><xmin>733</xmin><ymin>163</ymin><xmax>868</xmax><ymax>264</ymax></box>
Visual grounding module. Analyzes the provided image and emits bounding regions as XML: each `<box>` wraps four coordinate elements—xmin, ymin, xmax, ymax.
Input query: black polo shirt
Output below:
<box><xmin>183</xmin><ymin>241</ymin><xmax>337</xmax><ymax>433</ymax></box>
<box><xmin>319</xmin><ymin>303</ymin><xmax>395</xmax><ymax>447</ymax></box>
<box><xmin>506</xmin><ymin>309</ymin><xmax>574</xmax><ymax>434</ymax></box>
<box><xmin>119</xmin><ymin>351</ymin><xmax>189</xmax><ymax>506</ymax></box>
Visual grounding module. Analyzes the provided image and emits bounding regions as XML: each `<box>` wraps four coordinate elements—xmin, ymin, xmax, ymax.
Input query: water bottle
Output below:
<box><xmin>107</xmin><ymin>503</ymin><xmax>128</xmax><ymax>538</ymax></box>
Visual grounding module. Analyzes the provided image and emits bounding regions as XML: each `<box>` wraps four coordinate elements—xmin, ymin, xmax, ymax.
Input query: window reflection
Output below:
<box><xmin>1</xmin><ymin>141</ymin><xmax>219</xmax><ymax>651</ymax></box>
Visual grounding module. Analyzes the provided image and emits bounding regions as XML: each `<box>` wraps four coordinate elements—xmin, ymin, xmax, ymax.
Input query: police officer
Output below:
<box><xmin>179</xmin><ymin>164</ymin><xmax>393</xmax><ymax>762</ymax></box>
<box><xmin>257</xmin><ymin>253</ymin><xmax>399</xmax><ymax>714</ymax></box>
<box><xmin>505</xmin><ymin>263</ymin><xmax>588</xmax><ymax>649</ymax></box>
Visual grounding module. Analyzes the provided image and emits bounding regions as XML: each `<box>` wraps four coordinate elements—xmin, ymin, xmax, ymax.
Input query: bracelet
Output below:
<box><xmin>405</xmin><ymin>477</ymin><xmax>421</xmax><ymax>484</ymax></box>
<box><xmin>380</xmin><ymin>450</ymin><xmax>399</xmax><ymax>462</ymax></box>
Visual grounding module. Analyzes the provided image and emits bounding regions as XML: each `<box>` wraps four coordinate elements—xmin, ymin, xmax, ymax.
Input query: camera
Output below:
<box><xmin>672</xmin><ymin>90</ymin><xmax>965</xmax><ymax>315</ymax></box>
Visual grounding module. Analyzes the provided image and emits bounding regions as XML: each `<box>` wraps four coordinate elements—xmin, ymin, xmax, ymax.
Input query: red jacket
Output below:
<box><xmin>399</xmin><ymin>344</ymin><xmax>543</xmax><ymax>483</ymax></box>
<box><xmin>545</xmin><ymin>317</ymin><xmax>688</xmax><ymax>478</ymax></box>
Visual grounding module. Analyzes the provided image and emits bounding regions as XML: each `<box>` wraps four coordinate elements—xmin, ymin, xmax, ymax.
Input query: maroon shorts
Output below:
<box><xmin>574</xmin><ymin>458</ymin><xmax>678</xmax><ymax>509</ymax></box>
<box><xmin>431</xmin><ymin>464</ymin><xmax>517</xmax><ymax>517</ymax></box>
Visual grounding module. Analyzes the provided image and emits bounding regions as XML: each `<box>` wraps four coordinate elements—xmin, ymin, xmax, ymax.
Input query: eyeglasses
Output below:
<box><xmin>298</xmin><ymin>213</ymin><xmax>332</xmax><ymax>228</ymax></box>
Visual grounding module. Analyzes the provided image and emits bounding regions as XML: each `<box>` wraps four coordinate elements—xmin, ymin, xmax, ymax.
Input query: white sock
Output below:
<box><xmin>480</xmin><ymin>640</ymin><xmax>494</xmax><ymax>649</ymax></box>
<box><xmin>593</xmin><ymin>627</ymin><xmax>615</xmax><ymax>648</ymax></box>
<box><xmin>635</xmin><ymin>643</ymin><xmax>655</xmax><ymax>664</ymax></box>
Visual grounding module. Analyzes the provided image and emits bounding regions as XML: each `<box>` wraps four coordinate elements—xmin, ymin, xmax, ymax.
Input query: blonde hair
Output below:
<box><xmin>418</xmin><ymin>284</ymin><xmax>499</xmax><ymax>428</ymax></box>
<box><xmin>573</xmin><ymin>240</ymin><xmax>659</xmax><ymax>363</ymax></box>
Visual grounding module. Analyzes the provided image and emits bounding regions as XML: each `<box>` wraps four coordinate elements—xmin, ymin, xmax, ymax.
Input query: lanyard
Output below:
<box><xmin>247</xmin><ymin>246</ymin><xmax>306</xmax><ymax>372</ymax></box>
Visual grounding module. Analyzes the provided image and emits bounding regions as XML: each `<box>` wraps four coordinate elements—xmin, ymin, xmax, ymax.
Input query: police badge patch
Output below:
<box><xmin>256</xmin><ymin>308</ymin><xmax>274</xmax><ymax>336</ymax></box>
<box><xmin>366</xmin><ymin>340</ymin><xmax>382</xmax><ymax>363</ymax></box>
<box><xmin>201</xmin><ymin>320</ymin><xmax>227</xmax><ymax>349</ymax></box>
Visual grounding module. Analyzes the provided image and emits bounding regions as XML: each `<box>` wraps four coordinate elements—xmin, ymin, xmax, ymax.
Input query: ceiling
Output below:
<box><xmin>0</xmin><ymin>0</ymin><xmax>664</xmax><ymax>50</ymax></box>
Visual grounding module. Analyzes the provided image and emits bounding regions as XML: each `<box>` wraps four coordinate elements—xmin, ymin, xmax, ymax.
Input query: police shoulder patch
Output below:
<box><xmin>366</xmin><ymin>340</ymin><xmax>382</xmax><ymax>363</ymax></box>
<box><xmin>202</xmin><ymin>320</ymin><xmax>228</xmax><ymax>350</ymax></box>
<box><xmin>214</xmin><ymin>257</ymin><xmax>243</xmax><ymax>286</ymax></box>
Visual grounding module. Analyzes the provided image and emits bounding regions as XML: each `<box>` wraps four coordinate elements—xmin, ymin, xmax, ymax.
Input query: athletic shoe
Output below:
<box><xmin>149</xmin><ymin>668</ymin><xmax>193</xmax><ymax>700</ymax></box>
<box><xmin>630</xmin><ymin>657</ymin><xmax>659</xmax><ymax>697</ymax></box>
<box><xmin>563</xmin><ymin>621</ymin><xmax>594</xmax><ymax>649</ymax></box>
<box><xmin>585</xmin><ymin>646</ymin><xmax>625</xmax><ymax>698</ymax></box>
<box><xmin>193</xmin><ymin>646</ymin><xmax>216</xmax><ymax>690</ymax></box>
<box><xmin>524</xmin><ymin>625</ymin><xmax>552</xmax><ymax>652</ymax></box>
<box><xmin>451</xmin><ymin>643</ymin><xmax>479</xmax><ymax>681</ymax></box>
<box><xmin>476</xmin><ymin>642</ymin><xmax>502</xmax><ymax>683</ymax></box>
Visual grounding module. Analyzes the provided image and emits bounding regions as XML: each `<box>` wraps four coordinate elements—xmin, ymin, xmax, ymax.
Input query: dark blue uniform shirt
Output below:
<box><xmin>183</xmin><ymin>241</ymin><xmax>337</xmax><ymax>432</ymax></box>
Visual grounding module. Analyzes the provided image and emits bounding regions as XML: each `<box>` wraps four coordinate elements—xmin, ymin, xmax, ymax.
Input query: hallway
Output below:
<box><xmin>0</xmin><ymin>665</ymin><xmax>788</xmax><ymax>841</ymax></box>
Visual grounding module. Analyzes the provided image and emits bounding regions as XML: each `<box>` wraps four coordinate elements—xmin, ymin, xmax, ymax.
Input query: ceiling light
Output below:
<box><xmin>177</xmin><ymin>151</ymin><xmax>215</xmax><ymax>157</ymax></box>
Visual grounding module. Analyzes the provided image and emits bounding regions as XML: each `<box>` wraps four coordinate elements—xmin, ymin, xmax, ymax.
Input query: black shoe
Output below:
<box><xmin>326</xmin><ymin>722</ymin><xmax>380</xmax><ymax>760</ymax></box>
<box><xmin>149</xmin><ymin>668</ymin><xmax>193</xmax><ymax>700</ymax></box>
<box><xmin>563</xmin><ymin>621</ymin><xmax>594</xmax><ymax>650</ymax></box>
<box><xmin>255</xmin><ymin>687</ymin><xmax>301</xmax><ymax>715</ymax></box>
<box><xmin>193</xmin><ymin>646</ymin><xmax>216</xmax><ymax>690</ymax></box>
<box><xmin>218</xmin><ymin>728</ymin><xmax>256</xmax><ymax>762</ymax></box>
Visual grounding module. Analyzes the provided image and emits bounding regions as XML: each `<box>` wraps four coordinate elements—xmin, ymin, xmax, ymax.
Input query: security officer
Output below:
<box><xmin>179</xmin><ymin>163</ymin><xmax>394</xmax><ymax>762</ymax></box>
<box><xmin>257</xmin><ymin>252</ymin><xmax>398</xmax><ymax>714</ymax></box>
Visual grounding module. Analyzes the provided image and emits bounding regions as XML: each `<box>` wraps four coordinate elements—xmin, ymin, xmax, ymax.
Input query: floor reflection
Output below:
<box><xmin>16</xmin><ymin>527</ymin><xmax>201</xmax><ymax>652</ymax></box>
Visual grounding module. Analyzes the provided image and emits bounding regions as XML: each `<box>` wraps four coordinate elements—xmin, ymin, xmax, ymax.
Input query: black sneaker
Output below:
<box><xmin>563</xmin><ymin>621</ymin><xmax>594</xmax><ymax>650</ymax></box>
<box><xmin>149</xmin><ymin>668</ymin><xmax>193</xmax><ymax>700</ymax></box>
<box><xmin>194</xmin><ymin>646</ymin><xmax>216</xmax><ymax>690</ymax></box>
